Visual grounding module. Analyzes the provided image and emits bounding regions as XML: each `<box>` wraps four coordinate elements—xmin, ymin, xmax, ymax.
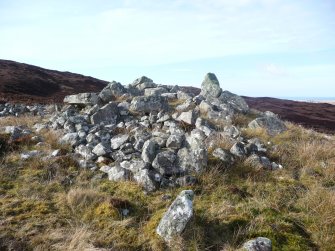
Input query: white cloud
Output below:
<box><xmin>0</xmin><ymin>0</ymin><xmax>334</xmax><ymax>94</ymax></box>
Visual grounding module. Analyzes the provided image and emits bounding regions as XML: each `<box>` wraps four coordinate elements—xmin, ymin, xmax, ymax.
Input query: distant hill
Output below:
<box><xmin>0</xmin><ymin>60</ymin><xmax>107</xmax><ymax>103</ymax></box>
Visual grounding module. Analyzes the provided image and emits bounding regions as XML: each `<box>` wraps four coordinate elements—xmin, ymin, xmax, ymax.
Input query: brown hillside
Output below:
<box><xmin>0</xmin><ymin>59</ymin><xmax>107</xmax><ymax>103</ymax></box>
<box><xmin>243</xmin><ymin>96</ymin><xmax>335</xmax><ymax>134</ymax></box>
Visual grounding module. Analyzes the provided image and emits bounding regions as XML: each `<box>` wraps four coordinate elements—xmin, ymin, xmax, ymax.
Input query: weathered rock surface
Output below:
<box><xmin>110</xmin><ymin>134</ymin><xmax>129</xmax><ymax>150</ymax></box>
<box><xmin>152</xmin><ymin>150</ymin><xmax>178</xmax><ymax>176</ymax></box>
<box><xmin>107</xmin><ymin>165</ymin><xmax>130</xmax><ymax>181</ymax></box>
<box><xmin>156</xmin><ymin>190</ymin><xmax>194</xmax><ymax>242</ymax></box>
<box><xmin>99</xmin><ymin>81</ymin><xmax>126</xmax><ymax>103</ymax></box>
<box><xmin>242</xmin><ymin>237</ymin><xmax>272</xmax><ymax>251</ymax></box>
<box><xmin>200</xmin><ymin>73</ymin><xmax>222</xmax><ymax>98</ymax></box>
<box><xmin>248</xmin><ymin>111</ymin><xmax>287</xmax><ymax>135</ymax></box>
<box><xmin>64</xmin><ymin>93</ymin><xmax>99</xmax><ymax>105</ymax></box>
<box><xmin>141</xmin><ymin>139</ymin><xmax>159</xmax><ymax>163</ymax></box>
<box><xmin>91</xmin><ymin>102</ymin><xmax>119</xmax><ymax>125</ymax></box>
<box><xmin>212</xmin><ymin>148</ymin><xmax>235</xmax><ymax>165</ymax></box>
<box><xmin>130</xmin><ymin>96</ymin><xmax>168</xmax><ymax>113</ymax></box>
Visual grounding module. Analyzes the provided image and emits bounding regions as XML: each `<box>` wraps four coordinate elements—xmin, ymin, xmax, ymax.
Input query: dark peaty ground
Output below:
<box><xmin>243</xmin><ymin>96</ymin><xmax>335</xmax><ymax>134</ymax></box>
<box><xmin>0</xmin><ymin>59</ymin><xmax>107</xmax><ymax>103</ymax></box>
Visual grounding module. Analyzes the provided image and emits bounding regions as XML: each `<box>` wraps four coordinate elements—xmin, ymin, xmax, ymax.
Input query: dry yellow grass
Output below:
<box><xmin>65</xmin><ymin>188</ymin><xmax>106</xmax><ymax>213</ymax></box>
<box><xmin>0</xmin><ymin>114</ymin><xmax>43</xmax><ymax>127</ymax></box>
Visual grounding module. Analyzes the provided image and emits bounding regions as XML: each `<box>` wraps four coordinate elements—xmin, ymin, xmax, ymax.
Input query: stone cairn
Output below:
<box><xmin>1</xmin><ymin>73</ymin><xmax>285</xmax><ymax>248</ymax></box>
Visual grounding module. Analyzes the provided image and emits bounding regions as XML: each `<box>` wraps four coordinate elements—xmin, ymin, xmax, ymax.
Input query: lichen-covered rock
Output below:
<box><xmin>212</xmin><ymin>148</ymin><xmax>235</xmax><ymax>165</ymax></box>
<box><xmin>141</xmin><ymin>139</ymin><xmax>159</xmax><ymax>163</ymax></box>
<box><xmin>120</xmin><ymin>159</ymin><xmax>148</xmax><ymax>173</ymax></box>
<box><xmin>131</xmin><ymin>76</ymin><xmax>154</xmax><ymax>87</ymax></box>
<box><xmin>152</xmin><ymin>150</ymin><xmax>179</xmax><ymax>176</ymax></box>
<box><xmin>218</xmin><ymin>90</ymin><xmax>249</xmax><ymax>113</ymax></box>
<box><xmin>186</xmin><ymin>129</ymin><xmax>206</xmax><ymax>149</ymax></box>
<box><xmin>176</xmin><ymin>99</ymin><xmax>194</xmax><ymax>112</ymax></box>
<box><xmin>242</xmin><ymin>237</ymin><xmax>272</xmax><ymax>251</ymax></box>
<box><xmin>64</xmin><ymin>93</ymin><xmax>99</xmax><ymax>105</ymax></box>
<box><xmin>91</xmin><ymin>102</ymin><xmax>119</xmax><ymax>125</ymax></box>
<box><xmin>92</xmin><ymin>142</ymin><xmax>110</xmax><ymax>156</ymax></box>
<box><xmin>133</xmin><ymin>168</ymin><xmax>160</xmax><ymax>192</ymax></box>
<box><xmin>59</xmin><ymin>132</ymin><xmax>80</xmax><ymax>146</ymax></box>
<box><xmin>144</xmin><ymin>87</ymin><xmax>167</xmax><ymax>96</ymax></box>
<box><xmin>177</xmin><ymin>110</ymin><xmax>198</xmax><ymax>125</ymax></box>
<box><xmin>99</xmin><ymin>81</ymin><xmax>127</xmax><ymax>103</ymax></box>
<box><xmin>75</xmin><ymin>144</ymin><xmax>96</xmax><ymax>160</ymax></box>
<box><xmin>200</xmin><ymin>73</ymin><xmax>222</xmax><ymax>98</ymax></box>
<box><xmin>156</xmin><ymin>190</ymin><xmax>194</xmax><ymax>242</ymax></box>
<box><xmin>230</xmin><ymin>142</ymin><xmax>247</xmax><ymax>157</ymax></box>
<box><xmin>166</xmin><ymin>133</ymin><xmax>184</xmax><ymax>149</ymax></box>
<box><xmin>248</xmin><ymin>111</ymin><xmax>287</xmax><ymax>135</ymax></box>
<box><xmin>107</xmin><ymin>165</ymin><xmax>130</xmax><ymax>182</ymax></box>
<box><xmin>130</xmin><ymin>96</ymin><xmax>168</xmax><ymax>113</ymax></box>
<box><xmin>110</xmin><ymin>134</ymin><xmax>129</xmax><ymax>150</ymax></box>
<box><xmin>177</xmin><ymin>147</ymin><xmax>207</xmax><ymax>173</ymax></box>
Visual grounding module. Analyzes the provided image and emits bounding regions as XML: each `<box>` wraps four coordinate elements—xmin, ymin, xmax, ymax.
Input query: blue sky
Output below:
<box><xmin>0</xmin><ymin>0</ymin><xmax>335</xmax><ymax>97</ymax></box>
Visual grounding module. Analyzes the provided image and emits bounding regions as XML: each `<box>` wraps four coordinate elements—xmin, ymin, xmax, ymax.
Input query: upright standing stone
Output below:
<box><xmin>200</xmin><ymin>73</ymin><xmax>222</xmax><ymax>98</ymax></box>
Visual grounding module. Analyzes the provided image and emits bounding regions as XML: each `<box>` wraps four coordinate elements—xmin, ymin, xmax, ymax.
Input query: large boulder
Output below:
<box><xmin>59</xmin><ymin>132</ymin><xmax>80</xmax><ymax>147</ymax></box>
<box><xmin>75</xmin><ymin>144</ymin><xmax>96</xmax><ymax>160</ymax></box>
<box><xmin>178</xmin><ymin>147</ymin><xmax>207</xmax><ymax>173</ymax></box>
<box><xmin>200</xmin><ymin>73</ymin><xmax>222</xmax><ymax>98</ymax></box>
<box><xmin>242</xmin><ymin>237</ymin><xmax>272</xmax><ymax>251</ymax></box>
<box><xmin>130</xmin><ymin>96</ymin><xmax>168</xmax><ymax>113</ymax></box>
<box><xmin>92</xmin><ymin>142</ymin><xmax>111</xmax><ymax>156</ymax></box>
<box><xmin>91</xmin><ymin>102</ymin><xmax>119</xmax><ymax>125</ymax></box>
<box><xmin>166</xmin><ymin>133</ymin><xmax>184</xmax><ymax>149</ymax></box>
<box><xmin>178</xmin><ymin>129</ymin><xmax>208</xmax><ymax>173</ymax></box>
<box><xmin>144</xmin><ymin>87</ymin><xmax>168</xmax><ymax>96</ymax></box>
<box><xmin>110</xmin><ymin>134</ymin><xmax>129</xmax><ymax>150</ymax></box>
<box><xmin>177</xmin><ymin>110</ymin><xmax>198</xmax><ymax>125</ymax></box>
<box><xmin>152</xmin><ymin>150</ymin><xmax>179</xmax><ymax>176</ymax></box>
<box><xmin>133</xmin><ymin>168</ymin><xmax>159</xmax><ymax>192</ymax></box>
<box><xmin>107</xmin><ymin>165</ymin><xmax>131</xmax><ymax>182</ymax></box>
<box><xmin>131</xmin><ymin>76</ymin><xmax>154</xmax><ymax>87</ymax></box>
<box><xmin>156</xmin><ymin>190</ymin><xmax>194</xmax><ymax>242</ymax></box>
<box><xmin>141</xmin><ymin>139</ymin><xmax>159</xmax><ymax>163</ymax></box>
<box><xmin>99</xmin><ymin>81</ymin><xmax>127</xmax><ymax>103</ymax></box>
<box><xmin>64</xmin><ymin>93</ymin><xmax>99</xmax><ymax>105</ymax></box>
<box><xmin>248</xmin><ymin>111</ymin><xmax>287</xmax><ymax>135</ymax></box>
<box><xmin>218</xmin><ymin>90</ymin><xmax>249</xmax><ymax>113</ymax></box>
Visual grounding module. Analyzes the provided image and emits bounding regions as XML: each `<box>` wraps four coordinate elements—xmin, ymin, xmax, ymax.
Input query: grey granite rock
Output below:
<box><xmin>156</xmin><ymin>190</ymin><xmax>194</xmax><ymax>242</ymax></box>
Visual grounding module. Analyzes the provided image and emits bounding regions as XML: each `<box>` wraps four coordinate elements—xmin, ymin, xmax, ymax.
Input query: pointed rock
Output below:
<box><xmin>200</xmin><ymin>73</ymin><xmax>222</xmax><ymax>98</ymax></box>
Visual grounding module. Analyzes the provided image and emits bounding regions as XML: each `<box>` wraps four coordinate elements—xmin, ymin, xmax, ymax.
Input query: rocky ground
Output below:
<box><xmin>0</xmin><ymin>73</ymin><xmax>334</xmax><ymax>250</ymax></box>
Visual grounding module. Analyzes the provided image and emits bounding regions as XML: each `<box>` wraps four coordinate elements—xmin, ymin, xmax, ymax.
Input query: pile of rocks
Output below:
<box><xmin>0</xmin><ymin>73</ymin><xmax>287</xmax><ymax>247</ymax></box>
<box><xmin>0</xmin><ymin>103</ymin><xmax>56</xmax><ymax>117</ymax></box>
<box><xmin>44</xmin><ymin>73</ymin><xmax>284</xmax><ymax>192</ymax></box>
